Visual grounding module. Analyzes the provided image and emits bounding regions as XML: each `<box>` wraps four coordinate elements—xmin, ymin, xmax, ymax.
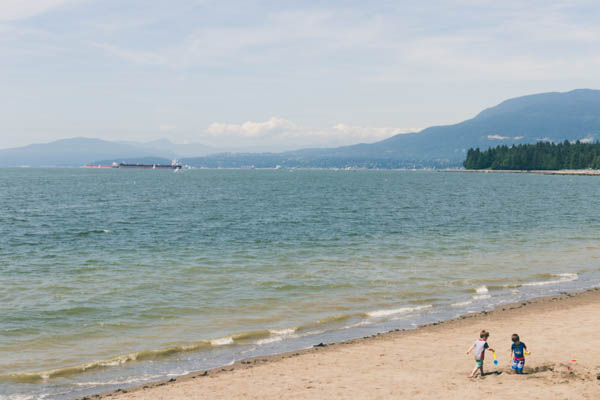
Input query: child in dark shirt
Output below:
<box><xmin>510</xmin><ymin>333</ymin><xmax>529</xmax><ymax>374</ymax></box>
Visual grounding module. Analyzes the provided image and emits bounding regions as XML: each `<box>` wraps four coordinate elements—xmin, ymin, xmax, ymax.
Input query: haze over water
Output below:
<box><xmin>2</xmin><ymin>169</ymin><xmax>600</xmax><ymax>399</ymax></box>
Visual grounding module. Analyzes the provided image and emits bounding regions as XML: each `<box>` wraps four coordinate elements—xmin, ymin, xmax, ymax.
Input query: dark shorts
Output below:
<box><xmin>512</xmin><ymin>358</ymin><xmax>525</xmax><ymax>371</ymax></box>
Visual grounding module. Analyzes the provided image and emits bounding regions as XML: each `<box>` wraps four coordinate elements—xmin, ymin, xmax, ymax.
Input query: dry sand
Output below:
<box><xmin>86</xmin><ymin>289</ymin><xmax>600</xmax><ymax>400</ymax></box>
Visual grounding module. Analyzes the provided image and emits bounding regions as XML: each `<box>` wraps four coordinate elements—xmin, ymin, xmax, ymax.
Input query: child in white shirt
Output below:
<box><xmin>466</xmin><ymin>330</ymin><xmax>495</xmax><ymax>378</ymax></box>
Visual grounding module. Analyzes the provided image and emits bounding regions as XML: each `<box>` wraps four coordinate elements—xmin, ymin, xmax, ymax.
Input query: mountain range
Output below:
<box><xmin>1</xmin><ymin>89</ymin><xmax>599</xmax><ymax>168</ymax></box>
<box><xmin>0</xmin><ymin>138</ymin><xmax>216</xmax><ymax>167</ymax></box>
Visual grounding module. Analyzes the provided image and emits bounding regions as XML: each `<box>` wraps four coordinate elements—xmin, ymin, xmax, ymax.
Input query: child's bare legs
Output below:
<box><xmin>469</xmin><ymin>365</ymin><xmax>479</xmax><ymax>378</ymax></box>
<box><xmin>469</xmin><ymin>365</ymin><xmax>484</xmax><ymax>378</ymax></box>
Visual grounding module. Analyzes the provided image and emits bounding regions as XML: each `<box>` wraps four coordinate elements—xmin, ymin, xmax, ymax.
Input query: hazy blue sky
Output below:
<box><xmin>1</xmin><ymin>0</ymin><xmax>599</xmax><ymax>151</ymax></box>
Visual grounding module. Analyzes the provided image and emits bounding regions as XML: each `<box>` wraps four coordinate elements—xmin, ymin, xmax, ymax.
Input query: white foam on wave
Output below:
<box><xmin>351</xmin><ymin>320</ymin><xmax>373</xmax><ymax>328</ymax></box>
<box><xmin>240</xmin><ymin>347</ymin><xmax>256</xmax><ymax>354</ymax></box>
<box><xmin>521</xmin><ymin>273</ymin><xmax>578</xmax><ymax>287</ymax></box>
<box><xmin>472</xmin><ymin>294</ymin><xmax>491</xmax><ymax>300</ymax></box>
<box><xmin>297</xmin><ymin>329</ymin><xmax>325</xmax><ymax>337</ymax></box>
<box><xmin>451</xmin><ymin>300</ymin><xmax>473</xmax><ymax>307</ymax></box>
<box><xmin>210</xmin><ymin>337</ymin><xmax>234</xmax><ymax>346</ymax></box>
<box><xmin>102</xmin><ymin>229</ymin><xmax>111</xmax><ymax>233</ymax></box>
<box><xmin>256</xmin><ymin>327</ymin><xmax>297</xmax><ymax>345</ymax></box>
<box><xmin>342</xmin><ymin>319</ymin><xmax>374</xmax><ymax>330</ymax></box>
<box><xmin>75</xmin><ymin>374</ymin><xmax>163</xmax><ymax>387</ymax></box>
<box><xmin>99</xmin><ymin>360</ymin><xmax>127</xmax><ymax>367</ymax></box>
<box><xmin>256</xmin><ymin>336</ymin><xmax>284</xmax><ymax>345</ymax></box>
<box><xmin>2</xmin><ymin>395</ymin><xmax>38</xmax><ymax>400</ymax></box>
<box><xmin>366</xmin><ymin>304</ymin><xmax>432</xmax><ymax>318</ymax></box>
<box><xmin>269</xmin><ymin>328</ymin><xmax>296</xmax><ymax>335</ymax></box>
<box><xmin>475</xmin><ymin>286</ymin><xmax>489</xmax><ymax>294</ymax></box>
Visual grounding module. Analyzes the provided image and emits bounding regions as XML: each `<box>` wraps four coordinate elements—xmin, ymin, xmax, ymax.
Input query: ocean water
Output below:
<box><xmin>1</xmin><ymin>168</ymin><xmax>600</xmax><ymax>399</ymax></box>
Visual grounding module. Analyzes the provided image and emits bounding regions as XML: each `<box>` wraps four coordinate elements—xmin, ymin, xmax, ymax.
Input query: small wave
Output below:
<box><xmin>366</xmin><ymin>304</ymin><xmax>432</xmax><ymax>318</ymax></box>
<box><xmin>256</xmin><ymin>327</ymin><xmax>298</xmax><ymax>345</ymax></box>
<box><xmin>511</xmin><ymin>273</ymin><xmax>578</xmax><ymax>288</ymax></box>
<box><xmin>472</xmin><ymin>294</ymin><xmax>491</xmax><ymax>300</ymax></box>
<box><xmin>269</xmin><ymin>328</ymin><xmax>296</xmax><ymax>335</ymax></box>
<box><xmin>486</xmin><ymin>284</ymin><xmax>508</xmax><ymax>291</ymax></box>
<box><xmin>451</xmin><ymin>300</ymin><xmax>473</xmax><ymax>307</ymax></box>
<box><xmin>475</xmin><ymin>286</ymin><xmax>489</xmax><ymax>294</ymax></box>
<box><xmin>256</xmin><ymin>336</ymin><xmax>284</xmax><ymax>345</ymax></box>
<box><xmin>307</xmin><ymin>314</ymin><xmax>355</xmax><ymax>327</ymax></box>
<box><xmin>2</xmin><ymin>355</ymin><xmax>137</xmax><ymax>383</ymax></box>
<box><xmin>135</xmin><ymin>342</ymin><xmax>211</xmax><ymax>360</ymax></box>
<box><xmin>296</xmin><ymin>329</ymin><xmax>326</xmax><ymax>337</ymax></box>
<box><xmin>344</xmin><ymin>320</ymin><xmax>373</xmax><ymax>329</ymax></box>
<box><xmin>1</xmin><ymin>395</ymin><xmax>38</xmax><ymax>400</ymax></box>
<box><xmin>289</xmin><ymin>315</ymin><xmax>355</xmax><ymax>336</ymax></box>
<box><xmin>240</xmin><ymin>347</ymin><xmax>257</xmax><ymax>354</ymax></box>
<box><xmin>1</xmin><ymin>342</ymin><xmax>213</xmax><ymax>383</ymax></box>
<box><xmin>230</xmin><ymin>330</ymin><xmax>271</xmax><ymax>342</ymax></box>
<box><xmin>210</xmin><ymin>337</ymin><xmax>234</xmax><ymax>346</ymax></box>
<box><xmin>74</xmin><ymin>374</ymin><xmax>163</xmax><ymax>387</ymax></box>
<box><xmin>556</xmin><ymin>273</ymin><xmax>578</xmax><ymax>280</ymax></box>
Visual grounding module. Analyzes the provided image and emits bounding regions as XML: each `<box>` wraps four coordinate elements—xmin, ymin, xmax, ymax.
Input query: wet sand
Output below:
<box><xmin>83</xmin><ymin>289</ymin><xmax>600</xmax><ymax>399</ymax></box>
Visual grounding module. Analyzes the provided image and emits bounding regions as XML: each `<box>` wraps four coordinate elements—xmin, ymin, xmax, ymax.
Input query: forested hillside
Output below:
<box><xmin>464</xmin><ymin>141</ymin><xmax>600</xmax><ymax>170</ymax></box>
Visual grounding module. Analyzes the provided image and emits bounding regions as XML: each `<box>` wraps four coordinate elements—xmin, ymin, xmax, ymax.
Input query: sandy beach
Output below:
<box><xmin>81</xmin><ymin>288</ymin><xmax>600</xmax><ymax>400</ymax></box>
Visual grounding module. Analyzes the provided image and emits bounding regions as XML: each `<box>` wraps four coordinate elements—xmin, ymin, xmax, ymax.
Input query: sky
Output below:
<box><xmin>1</xmin><ymin>0</ymin><xmax>600</xmax><ymax>151</ymax></box>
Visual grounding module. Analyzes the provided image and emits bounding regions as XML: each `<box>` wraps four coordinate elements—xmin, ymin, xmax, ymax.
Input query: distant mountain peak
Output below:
<box><xmin>475</xmin><ymin>88</ymin><xmax>600</xmax><ymax>120</ymax></box>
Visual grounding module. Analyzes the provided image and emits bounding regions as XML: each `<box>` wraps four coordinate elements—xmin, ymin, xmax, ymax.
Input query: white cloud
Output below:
<box><xmin>331</xmin><ymin>124</ymin><xmax>411</xmax><ymax>141</ymax></box>
<box><xmin>0</xmin><ymin>0</ymin><xmax>70</xmax><ymax>21</ymax></box>
<box><xmin>208</xmin><ymin>117</ymin><xmax>298</xmax><ymax>138</ymax></box>
<box><xmin>203</xmin><ymin>117</ymin><xmax>406</xmax><ymax>149</ymax></box>
<box><xmin>578</xmin><ymin>136</ymin><xmax>594</xmax><ymax>143</ymax></box>
<box><xmin>487</xmin><ymin>134</ymin><xmax>510</xmax><ymax>140</ymax></box>
<box><xmin>514</xmin><ymin>136</ymin><xmax>525</xmax><ymax>140</ymax></box>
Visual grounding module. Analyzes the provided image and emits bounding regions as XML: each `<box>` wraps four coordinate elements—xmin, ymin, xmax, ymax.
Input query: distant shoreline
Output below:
<box><xmin>445</xmin><ymin>169</ymin><xmax>600</xmax><ymax>176</ymax></box>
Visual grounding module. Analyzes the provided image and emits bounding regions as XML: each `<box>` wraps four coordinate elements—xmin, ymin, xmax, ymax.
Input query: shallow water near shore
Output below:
<box><xmin>1</xmin><ymin>169</ymin><xmax>600</xmax><ymax>399</ymax></box>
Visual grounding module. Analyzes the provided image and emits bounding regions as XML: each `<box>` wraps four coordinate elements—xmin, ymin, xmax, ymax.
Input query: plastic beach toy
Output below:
<box><xmin>493</xmin><ymin>352</ymin><xmax>498</xmax><ymax>365</ymax></box>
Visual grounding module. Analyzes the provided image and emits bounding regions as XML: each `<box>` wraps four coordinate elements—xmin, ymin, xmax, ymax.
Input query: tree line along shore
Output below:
<box><xmin>464</xmin><ymin>141</ymin><xmax>600</xmax><ymax>170</ymax></box>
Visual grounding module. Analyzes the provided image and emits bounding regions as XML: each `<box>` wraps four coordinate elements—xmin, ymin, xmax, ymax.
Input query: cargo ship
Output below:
<box><xmin>85</xmin><ymin>161</ymin><xmax>182</xmax><ymax>169</ymax></box>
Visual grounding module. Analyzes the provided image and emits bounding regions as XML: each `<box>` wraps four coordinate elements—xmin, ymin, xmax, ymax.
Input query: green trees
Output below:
<box><xmin>463</xmin><ymin>141</ymin><xmax>600</xmax><ymax>170</ymax></box>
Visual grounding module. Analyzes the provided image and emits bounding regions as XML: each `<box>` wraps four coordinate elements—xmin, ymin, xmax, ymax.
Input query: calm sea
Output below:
<box><xmin>1</xmin><ymin>169</ymin><xmax>600</xmax><ymax>399</ymax></box>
